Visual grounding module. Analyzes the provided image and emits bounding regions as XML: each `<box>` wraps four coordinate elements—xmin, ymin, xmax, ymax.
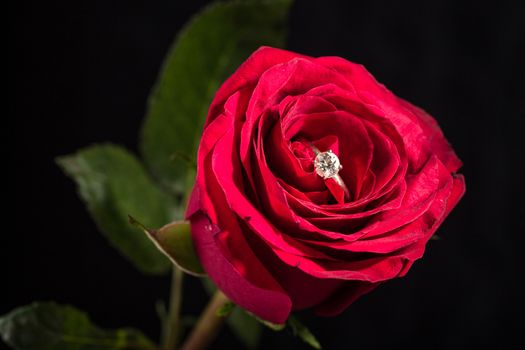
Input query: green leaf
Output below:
<box><xmin>140</xmin><ymin>0</ymin><xmax>293</xmax><ymax>195</ymax></box>
<box><xmin>202</xmin><ymin>279</ymin><xmax>262</xmax><ymax>349</ymax></box>
<box><xmin>56</xmin><ymin>144</ymin><xmax>174</xmax><ymax>275</ymax></box>
<box><xmin>0</xmin><ymin>302</ymin><xmax>156</xmax><ymax>350</ymax></box>
<box><xmin>129</xmin><ymin>218</ymin><xmax>205</xmax><ymax>276</ymax></box>
<box><xmin>287</xmin><ymin>315</ymin><xmax>322</xmax><ymax>350</ymax></box>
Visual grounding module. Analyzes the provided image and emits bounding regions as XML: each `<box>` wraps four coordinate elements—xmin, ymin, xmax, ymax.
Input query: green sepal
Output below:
<box><xmin>250</xmin><ymin>313</ymin><xmax>286</xmax><ymax>331</ymax></box>
<box><xmin>287</xmin><ymin>315</ymin><xmax>322</xmax><ymax>350</ymax></box>
<box><xmin>129</xmin><ymin>217</ymin><xmax>205</xmax><ymax>276</ymax></box>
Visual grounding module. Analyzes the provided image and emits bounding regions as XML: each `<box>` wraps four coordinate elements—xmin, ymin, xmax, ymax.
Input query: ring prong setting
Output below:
<box><xmin>314</xmin><ymin>150</ymin><xmax>342</xmax><ymax>179</ymax></box>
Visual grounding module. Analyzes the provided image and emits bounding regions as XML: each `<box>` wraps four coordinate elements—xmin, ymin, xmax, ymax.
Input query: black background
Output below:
<box><xmin>6</xmin><ymin>0</ymin><xmax>525</xmax><ymax>349</ymax></box>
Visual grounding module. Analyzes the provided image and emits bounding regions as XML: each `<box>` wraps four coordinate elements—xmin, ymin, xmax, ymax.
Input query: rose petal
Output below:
<box><xmin>206</xmin><ymin>46</ymin><xmax>307</xmax><ymax>127</ymax></box>
<box><xmin>398</xmin><ymin>99</ymin><xmax>463</xmax><ymax>173</ymax></box>
<box><xmin>189</xmin><ymin>210</ymin><xmax>292</xmax><ymax>323</ymax></box>
<box><xmin>246</xmin><ymin>58</ymin><xmax>356</xmax><ymax>122</ymax></box>
<box><xmin>272</xmin><ymin>247</ymin><xmax>406</xmax><ymax>282</ymax></box>
<box><xmin>314</xmin><ymin>281</ymin><xmax>380</xmax><ymax>316</ymax></box>
<box><xmin>243</xmin><ymin>231</ymin><xmax>346</xmax><ymax>310</ymax></box>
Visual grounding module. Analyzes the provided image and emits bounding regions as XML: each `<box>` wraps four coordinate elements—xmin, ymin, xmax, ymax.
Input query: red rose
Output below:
<box><xmin>186</xmin><ymin>47</ymin><xmax>465</xmax><ymax>324</ymax></box>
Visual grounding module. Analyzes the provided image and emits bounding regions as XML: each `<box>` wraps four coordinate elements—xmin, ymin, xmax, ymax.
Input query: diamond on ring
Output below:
<box><xmin>314</xmin><ymin>150</ymin><xmax>342</xmax><ymax>179</ymax></box>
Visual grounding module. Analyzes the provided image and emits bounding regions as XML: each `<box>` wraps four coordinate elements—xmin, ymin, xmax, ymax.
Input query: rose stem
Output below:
<box><xmin>163</xmin><ymin>266</ymin><xmax>184</xmax><ymax>350</ymax></box>
<box><xmin>180</xmin><ymin>290</ymin><xmax>230</xmax><ymax>350</ymax></box>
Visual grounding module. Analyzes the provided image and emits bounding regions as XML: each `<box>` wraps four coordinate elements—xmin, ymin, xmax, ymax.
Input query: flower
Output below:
<box><xmin>186</xmin><ymin>46</ymin><xmax>465</xmax><ymax>324</ymax></box>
